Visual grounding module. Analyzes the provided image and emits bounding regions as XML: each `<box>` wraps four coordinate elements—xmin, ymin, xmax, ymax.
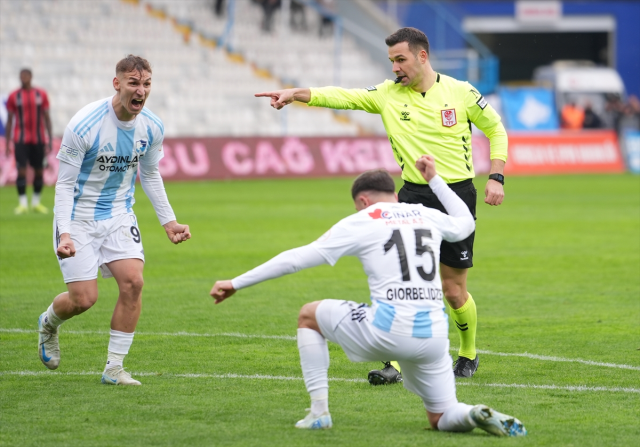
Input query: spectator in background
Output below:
<box><xmin>291</xmin><ymin>0</ymin><xmax>307</xmax><ymax>32</ymax></box>
<box><xmin>582</xmin><ymin>102</ymin><xmax>602</xmax><ymax>129</ymax></box>
<box><xmin>214</xmin><ymin>0</ymin><xmax>225</xmax><ymax>17</ymax></box>
<box><xmin>606</xmin><ymin>94</ymin><xmax>640</xmax><ymax>133</ymax></box>
<box><xmin>256</xmin><ymin>0</ymin><xmax>281</xmax><ymax>33</ymax></box>
<box><xmin>4</xmin><ymin>68</ymin><xmax>52</xmax><ymax>215</ymax></box>
<box><xmin>560</xmin><ymin>101</ymin><xmax>584</xmax><ymax>130</ymax></box>
<box><xmin>318</xmin><ymin>0</ymin><xmax>335</xmax><ymax>37</ymax></box>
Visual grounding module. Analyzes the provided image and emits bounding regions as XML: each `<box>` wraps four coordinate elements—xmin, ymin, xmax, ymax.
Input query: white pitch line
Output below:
<box><xmin>0</xmin><ymin>328</ymin><xmax>296</xmax><ymax>341</ymax></box>
<box><xmin>472</xmin><ymin>348</ymin><xmax>640</xmax><ymax>371</ymax></box>
<box><xmin>3</xmin><ymin>328</ymin><xmax>639</xmax><ymax>371</ymax></box>
<box><xmin>1</xmin><ymin>370</ymin><xmax>638</xmax><ymax>393</ymax></box>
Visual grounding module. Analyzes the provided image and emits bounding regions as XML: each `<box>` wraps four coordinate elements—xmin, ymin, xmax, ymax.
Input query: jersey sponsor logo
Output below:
<box><xmin>96</xmin><ymin>154</ymin><xmax>139</xmax><ymax>172</ymax></box>
<box><xmin>400</xmin><ymin>110</ymin><xmax>411</xmax><ymax>121</ymax></box>
<box><xmin>62</xmin><ymin>144</ymin><xmax>79</xmax><ymax>158</ymax></box>
<box><xmin>476</xmin><ymin>96</ymin><xmax>488</xmax><ymax>110</ymax></box>
<box><xmin>365</xmin><ymin>86</ymin><xmax>377</xmax><ymax>91</ymax></box>
<box><xmin>369</xmin><ymin>209</ymin><xmax>423</xmax><ymax>220</ymax></box>
<box><xmin>441</xmin><ymin>108</ymin><xmax>457</xmax><ymax>127</ymax></box>
<box><xmin>385</xmin><ymin>287</ymin><xmax>443</xmax><ymax>301</ymax></box>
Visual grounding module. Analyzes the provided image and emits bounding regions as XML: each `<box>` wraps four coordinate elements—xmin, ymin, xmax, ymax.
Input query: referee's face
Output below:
<box><xmin>388</xmin><ymin>42</ymin><xmax>424</xmax><ymax>89</ymax></box>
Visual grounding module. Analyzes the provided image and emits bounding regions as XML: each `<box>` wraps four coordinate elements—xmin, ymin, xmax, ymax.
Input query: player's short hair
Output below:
<box><xmin>385</xmin><ymin>27</ymin><xmax>430</xmax><ymax>56</ymax></box>
<box><xmin>116</xmin><ymin>55</ymin><xmax>152</xmax><ymax>76</ymax></box>
<box><xmin>20</xmin><ymin>68</ymin><xmax>32</xmax><ymax>76</ymax></box>
<box><xmin>351</xmin><ymin>169</ymin><xmax>396</xmax><ymax>200</ymax></box>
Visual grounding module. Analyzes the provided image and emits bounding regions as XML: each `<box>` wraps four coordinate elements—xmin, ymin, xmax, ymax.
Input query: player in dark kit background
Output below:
<box><xmin>4</xmin><ymin>68</ymin><xmax>53</xmax><ymax>215</ymax></box>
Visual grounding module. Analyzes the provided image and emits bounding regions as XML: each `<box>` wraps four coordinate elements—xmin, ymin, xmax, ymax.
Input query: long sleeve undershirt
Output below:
<box><xmin>139</xmin><ymin>162</ymin><xmax>176</xmax><ymax>226</ymax></box>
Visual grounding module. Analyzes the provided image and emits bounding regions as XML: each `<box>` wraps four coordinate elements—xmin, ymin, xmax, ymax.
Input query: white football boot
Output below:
<box><xmin>295</xmin><ymin>410</ymin><xmax>332</xmax><ymax>429</ymax></box>
<box><xmin>101</xmin><ymin>366</ymin><xmax>141</xmax><ymax>386</ymax></box>
<box><xmin>470</xmin><ymin>405</ymin><xmax>527</xmax><ymax>437</ymax></box>
<box><xmin>37</xmin><ymin>312</ymin><xmax>60</xmax><ymax>370</ymax></box>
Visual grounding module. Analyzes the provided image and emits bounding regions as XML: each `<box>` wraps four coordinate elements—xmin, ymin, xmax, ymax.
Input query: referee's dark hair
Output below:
<box><xmin>351</xmin><ymin>169</ymin><xmax>396</xmax><ymax>200</ymax></box>
<box><xmin>385</xmin><ymin>27</ymin><xmax>430</xmax><ymax>56</ymax></box>
<box><xmin>116</xmin><ymin>55</ymin><xmax>152</xmax><ymax>75</ymax></box>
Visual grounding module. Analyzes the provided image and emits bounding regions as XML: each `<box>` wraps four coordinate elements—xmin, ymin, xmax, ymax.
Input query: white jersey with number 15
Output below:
<box><xmin>311</xmin><ymin>201</ymin><xmax>470</xmax><ymax>339</ymax></box>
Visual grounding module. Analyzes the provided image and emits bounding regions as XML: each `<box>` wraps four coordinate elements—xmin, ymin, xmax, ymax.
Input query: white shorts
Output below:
<box><xmin>316</xmin><ymin>299</ymin><xmax>458</xmax><ymax>413</ymax></box>
<box><xmin>53</xmin><ymin>213</ymin><xmax>145</xmax><ymax>283</ymax></box>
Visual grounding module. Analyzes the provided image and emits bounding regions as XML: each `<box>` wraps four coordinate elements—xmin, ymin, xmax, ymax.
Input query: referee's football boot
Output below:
<box><xmin>470</xmin><ymin>405</ymin><xmax>527</xmax><ymax>437</ymax></box>
<box><xmin>32</xmin><ymin>203</ymin><xmax>49</xmax><ymax>214</ymax></box>
<box><xmin>295</xmin><ymin>410</ymin><xmax>333</xmax><ymax>429</ymax></box>
<box><xmin>453</xmin><ymin>355</ymin><xmax>479</xmax><ymax>378</ymax></box>
<box><xmin>368</xmin><ymin>361</ymin><xmax>403</xmax><ymax>385</ymax></box>
<box><xmin>14</xmin><ymin>204</ymin><xmax>29</xmax><ymax>215</ymax></box>
<box><xmin>101</xmin><ymin>366</ymin><xmax>141</xmax><ymax>386</ymax></box>
<box><xmin>37</xmin><ymin>312</ymin><xmax>60</xmax><ymax>370</ymax></box>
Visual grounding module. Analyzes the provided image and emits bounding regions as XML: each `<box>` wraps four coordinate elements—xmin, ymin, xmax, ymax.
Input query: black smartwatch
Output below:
<box><xmin>488</xmin><ymin>173</ymin><xmax>505</xmax><ymax>185</ymax></box>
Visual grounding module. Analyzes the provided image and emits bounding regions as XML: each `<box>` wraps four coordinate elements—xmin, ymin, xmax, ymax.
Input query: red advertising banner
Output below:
<box><xmin>505</xmin><ymin>130</ymin><xmax>625</xmax><ymax>175</ymax></box>
<box><xmin>157</xmin><ymin>137</ymin><xmax>401</xmax><ymax>181</ymax></box>
<box><xmin>0</xmin><ymin>132</ymin><xmax>624</xmax><ymax>186</ymax></box>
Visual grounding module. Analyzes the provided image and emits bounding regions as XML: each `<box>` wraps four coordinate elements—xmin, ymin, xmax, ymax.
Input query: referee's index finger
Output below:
<box><xmin>255</xmin><ymin>92</ymin><xmax>275</xmax><ymax>97</ymax></box>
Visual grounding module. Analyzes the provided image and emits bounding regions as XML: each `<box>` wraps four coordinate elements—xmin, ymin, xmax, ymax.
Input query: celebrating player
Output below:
<box><xmin>37</xmin><ymin>55</ymin><xmax>191</xmax><ymax>385</ymax></box>
<box><xmin>210</xmin><ymin>156</ymin><xmax>526</xmax><ymax>436</ymax></box>
<box><xmin>255</xmin><ymin>27</ymin><xmax>508</xmax><ymax>380</ymax></box>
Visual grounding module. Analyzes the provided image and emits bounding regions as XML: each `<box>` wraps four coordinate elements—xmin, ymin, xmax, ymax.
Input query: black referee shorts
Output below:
<box><xmin>14</xmin><ymin>143</ymin><xmax>45</xmax><ymax>170</ymax></box>
<box><xmin>398</xmin><ymin>179</ymin><xmax>477</xmax><ymax>269</ymax></box>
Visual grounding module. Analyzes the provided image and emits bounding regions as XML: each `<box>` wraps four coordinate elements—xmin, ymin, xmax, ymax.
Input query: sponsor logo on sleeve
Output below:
<box><xmin>62</xmin><ymin>144</ymin><xmax>79</xmax><ymax>158</ymax></box>
<box><xmin>476</xmin><ymin>96</ymin><xmax>488</xmax><ymax>110</ymax></box>
<box><xmin>441</xmin><ymin>109</ymin><xmax>457</xmax><ymax>127</ymax></box>
<box><xmin>365</xmin><ymin>86</ymin><xmax>377</xmax><ymax>91</ymax></box>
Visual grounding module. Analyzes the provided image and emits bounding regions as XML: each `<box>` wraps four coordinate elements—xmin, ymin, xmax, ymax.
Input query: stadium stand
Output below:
<box><xmin>0</xmin><ymin>0</ymin><xmax>389</xmax><ymax>137</ymax></box>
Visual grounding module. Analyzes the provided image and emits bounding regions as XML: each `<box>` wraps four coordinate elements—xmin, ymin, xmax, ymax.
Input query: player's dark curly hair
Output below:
<box><xmin>116</xmin><ymin>54</ymin><xmax>152</xmax><ymax>75</ymax></box>
<box><xmin>351</xmin><ymin>169</ymin><xmax>396</xmax><ymax>200</ymax></box>
<box><xmin>385</xmin><ymin>27</ymin><xmax>430</xmax><ymax>55</ymax></box>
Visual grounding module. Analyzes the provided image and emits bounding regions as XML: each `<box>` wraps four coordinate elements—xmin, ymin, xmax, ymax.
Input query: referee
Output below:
<box><xmin>256</xmin><ymin>27</ymin><xmax>507</xmax><ymax>379</ymax></box>
<box><xmin>4</xmin><ymin>68</ymin><xmax>53</xmax><ymax>215</ymax></box>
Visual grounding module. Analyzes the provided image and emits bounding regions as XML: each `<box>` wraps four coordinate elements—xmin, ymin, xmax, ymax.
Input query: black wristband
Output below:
<box><xmin>488</xmin><ymin>173</ymin><xmax>505</xmax><ymax>185</ymax></box>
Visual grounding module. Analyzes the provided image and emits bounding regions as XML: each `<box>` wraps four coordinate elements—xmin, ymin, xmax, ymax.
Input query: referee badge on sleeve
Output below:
<box><xmin>441</xmin><ymin>109</ymin><xmax>457</xmax><ymax>127</ymax></box>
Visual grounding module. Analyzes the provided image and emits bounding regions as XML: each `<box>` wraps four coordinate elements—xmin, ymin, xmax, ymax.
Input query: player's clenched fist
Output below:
<box><xmin>56</xmin><ymin>234</ymin><xmax>76</xmax><ymax>259</ymax></box>
<box><xmin>210</xmin><ymin>280</ymin><xmax>236</xmax><ymax>304</ymax></box>
<box><xmin>415</xmin><ymin>154</ymin><xmax>437</xmax><ymax>182</ymax></box>
<box><xmin>163</xmin><ymin>221</ymin><xmax>191</xmax><ymax>244</ymax></box>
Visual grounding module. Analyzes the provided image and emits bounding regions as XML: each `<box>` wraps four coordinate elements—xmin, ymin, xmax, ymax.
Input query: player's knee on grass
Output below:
<box><xmin>298</xmin><ymin>301</ymin><xmax>321</xmax><ymax>331</ymax></box>
<box><xmin>427</xmin><ymin>411</ymin><xmax>443</xmax><ymax>430</ymax></box>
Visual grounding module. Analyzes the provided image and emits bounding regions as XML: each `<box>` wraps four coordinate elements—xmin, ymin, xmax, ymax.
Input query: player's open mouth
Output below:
<box><xmin>131</xmin><ymin>99</ymin><xmax>144</xmax><ymax>108</ymax></box>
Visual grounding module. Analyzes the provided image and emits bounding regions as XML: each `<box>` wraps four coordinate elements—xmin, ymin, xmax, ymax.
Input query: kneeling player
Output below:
<box><xmin>211</xmin><ymin>156</ymin><xmax>526</xmax><ymax>436</ymax></box>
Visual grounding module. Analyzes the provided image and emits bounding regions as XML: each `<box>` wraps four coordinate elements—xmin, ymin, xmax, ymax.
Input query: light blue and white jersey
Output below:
<box><xmin>311</xmin><ymin>202</ymin><xmax>466</xmax><ymax>339</ymax></box>
<box><xmin>57</xmin><ymin>96</ymin><xmax>165</xmax><ymax>221</ymax></box>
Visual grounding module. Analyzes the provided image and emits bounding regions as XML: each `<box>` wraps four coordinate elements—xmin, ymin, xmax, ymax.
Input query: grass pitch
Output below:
<box><xmin>1</xmin><ymin>174</ymin><xmax>639</xmax><ymax>447</ymax></box>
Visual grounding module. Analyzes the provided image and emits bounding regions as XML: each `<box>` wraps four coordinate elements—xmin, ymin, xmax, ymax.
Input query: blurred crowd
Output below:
<box><xmin>561</xmin><ymin>94</ymin><xmax>640</xmax><ymax>133</ymax></box>
<box><xmin>213</xmin><ymin>0</ymin><xmax>336</xmax><ymax>36</ymax></box>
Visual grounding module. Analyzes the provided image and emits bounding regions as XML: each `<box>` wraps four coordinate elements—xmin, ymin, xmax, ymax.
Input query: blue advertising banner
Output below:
<box><xmin>499</xmin><ymin>87</ymin><xmax>558</xmax><ymax>131</ymax></box>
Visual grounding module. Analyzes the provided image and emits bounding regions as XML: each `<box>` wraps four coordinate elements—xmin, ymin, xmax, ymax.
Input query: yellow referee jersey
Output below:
<box><xmin>308</xmin><ymin>73</ymin><xmax>507</xmax><ymax>184</ymax></box>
